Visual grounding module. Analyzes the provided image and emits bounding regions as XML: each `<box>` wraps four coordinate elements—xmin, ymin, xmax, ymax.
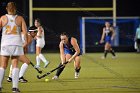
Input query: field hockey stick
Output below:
<box><xmin>37</xmin><ymin>61</ymin><xmax>68</xmax><ymax>79</ymax></box>
<box><xmin>30</xmin><ymin>62</ymin><xmax>42</xmax><ymax>74</ymax></box>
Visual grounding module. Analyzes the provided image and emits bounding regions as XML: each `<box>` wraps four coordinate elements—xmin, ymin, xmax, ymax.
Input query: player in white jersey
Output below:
<box><xmin>0</xmin><ymin>2</ymin><xmax>27</xmax><ymax>92</ymax></box>
<box><xmin>34</xmin><ymin>18</ymin><xmax>49</xmax><ymax>68</ymax></box>
<box><xmin>7</xmin><ymin>26</ymin><xmax>38</xmax><ymax>83</ymax></box>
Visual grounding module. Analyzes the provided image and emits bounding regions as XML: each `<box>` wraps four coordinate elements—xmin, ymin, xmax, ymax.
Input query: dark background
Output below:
<box><xmin>0</xmin><ymin>0</ymin><xmax>140</xmax><ymax>52</ymax></box>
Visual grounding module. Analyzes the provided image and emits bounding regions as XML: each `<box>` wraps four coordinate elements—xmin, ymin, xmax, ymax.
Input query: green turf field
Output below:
<box><xmin>2</xmin><ymin>53</ymin><xmax>140</xmax><ymax>93</ymax></box>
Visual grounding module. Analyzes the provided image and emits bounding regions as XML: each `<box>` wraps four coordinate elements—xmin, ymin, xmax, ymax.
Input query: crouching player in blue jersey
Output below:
<box><xmin>52</xmin><ymin>32</ymin><xmax>82</xmax><ymax>79</ymax></box>
<box><xmin>100</xmin><ymin>21</ymin><xmax>116</xmax><ymax>59</ymax></box>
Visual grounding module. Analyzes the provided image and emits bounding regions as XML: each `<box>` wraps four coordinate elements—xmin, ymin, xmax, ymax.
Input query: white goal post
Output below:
<box><xmin>29</xmin><ymin>0</ymin><xmax>117</xmax><ymax>53</ymax></box>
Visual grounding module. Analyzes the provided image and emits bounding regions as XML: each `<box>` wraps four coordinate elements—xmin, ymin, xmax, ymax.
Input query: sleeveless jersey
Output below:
<box><xmin>104</xmin><ymin>27</ymin><xmax>112</xmax><ymax>43</ymax></box>
<box><xmin>64</xmin><ymin>37</ymin><xmax>75</xmax><ymax>52</ymax></box>
<box><xmin>63</xmin><ymin>37</ymin><xmax>82</xmax><ymax>55</ymax></box>
<box><xmin>36</xmin><ymin>27</ymin><xmax>45</xmax><ymax>46</ymax></box>
<box><xmin>104</xmin><ymin>27</ymin><xmax>112</xmax><ymax>37</ymax></box>
<box><xmin>1</xmin><ymin>14</ymin><xmax>22</xmax><ymax>46</ymax></box>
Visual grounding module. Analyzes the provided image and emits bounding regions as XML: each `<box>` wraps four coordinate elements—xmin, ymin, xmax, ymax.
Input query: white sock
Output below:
<box><xmin>39</xmin><ymin>54</ymin><xmax>49</xmax><ymax>64</ymax></box>
<box><xmin>12</xmin><ymin>68</ymin><xmax>19</xmax><ymax>88</ymax></box>
<box><xmin>9</xmin><ymin>65</ymin><xmax>13</xmax><ymax>78</ymax></box>
<box><xmin>19</xmin><ymin>63</ymin><xmax>28</xmax><ymax>78</ymax></box>
<box><xmin>36</xmin><ymin>56</ymin><xmax>40</xmax><ymax>66</ymax></box>
<box><xmin>0</xmin><ymin>68</ymin><xmax>5</xmax><ymax>88</ymax></box>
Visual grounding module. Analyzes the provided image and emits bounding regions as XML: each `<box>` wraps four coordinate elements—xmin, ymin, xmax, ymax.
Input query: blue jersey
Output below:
<box><xmin>104</xmin><ymin>28</ymin><xmax>112</xmax><ymax>44</ymax></box>
<box><xmin>63</xmin><ymin>37</ymin><xmax>82</xmax><ymax>56</ymax></box>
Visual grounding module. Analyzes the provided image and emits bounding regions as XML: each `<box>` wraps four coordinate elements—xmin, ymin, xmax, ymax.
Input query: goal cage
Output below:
<box><xmin>80</xmin><ymin>17</ymin><xmax>140</xmax><ymax>53</ymax></box>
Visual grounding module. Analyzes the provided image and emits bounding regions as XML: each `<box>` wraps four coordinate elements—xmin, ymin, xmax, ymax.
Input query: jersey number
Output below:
<box><xmin>5</xmin><ymin>25</ymin><xmax>17</xmax><ymax>35</ymax></box>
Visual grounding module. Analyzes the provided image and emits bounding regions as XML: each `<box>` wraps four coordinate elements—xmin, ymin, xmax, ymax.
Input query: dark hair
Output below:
<box><xmin>29</xmin><ymin>26</ymin><xmax>37</xmax><ymax>32</ymax></box>
<box><xmin>35</xmin><ymin>18</ymin><xmax>41</xmax><ymax>25</ymax></box>
<box><xmin>60</xmin><ymin>32</ymin><xmax>69</xmax><ymax>37</ymax></box>
<box><xmin>7</xmin><ymin>2</ymin><xmax>16</xmax><ymax>7</ymax></box>
<box><xmin>6</xmin><ymin>2</ymin><xmax>16</xmax><ymax>13</ymax></box>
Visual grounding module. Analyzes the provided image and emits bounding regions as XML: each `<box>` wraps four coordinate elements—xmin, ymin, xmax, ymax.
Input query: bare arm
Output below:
<box><xmin>27</xmin><ymin>34</ymin><xmax>33</xmax><ymax>45</ymax></box>
<box><xmin>59</xmin><ymin>42</ymin><xmax>66</xmax><ymax>64</ymax></box>
<box><xmin>100</xmin><ymin>28</ymin><xmax>105</xmax><ymax>43</ymax></box>
<box><xmin>0</xmin><ymin>15</ymin><xmax>7</xmax><ymax>31</ymax></box>
<box><xmin>68</xmin><ymin>37</ymin><xmax>80</xmax><ymax>62</ymax></box>
<box><xmin>110</xmin><ymin>27</ymin><xmax>115</xmax><ymax>40</ymax></box>
<box><xmin>21</xmin><ymin>16</ymin><xmax>28</xmax><ymax>48</ymax></box>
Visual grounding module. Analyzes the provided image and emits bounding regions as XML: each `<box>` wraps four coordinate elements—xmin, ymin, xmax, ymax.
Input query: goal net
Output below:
<box><xmin>80</xmin><ymin>17</ymin><xmax>140</xmax><ymax>53</ymax></box>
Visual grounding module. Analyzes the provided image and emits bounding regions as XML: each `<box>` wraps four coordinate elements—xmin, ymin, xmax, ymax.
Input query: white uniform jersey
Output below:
<box><xmin>1</xmin><ymin>14</ymin><xmax>24</xmax><ymax>56</ymax></box>
<box><xmin>1</xmin><ymin>14</ymin><xmax>22</xmax><ymax>46</ymax></box>
<box><xmin>36</xmin><ymin>27</ymin><xmax>45</xmax><ymax>48</ymax></box>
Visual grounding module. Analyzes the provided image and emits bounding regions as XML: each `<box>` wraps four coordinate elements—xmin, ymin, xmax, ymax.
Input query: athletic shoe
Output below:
<box><xmin>75</xmin><ymin>67</ymin><xmax>81</xmax><ymax>79</ymax></box>
<box><xmin>75</xmin><ymin>72</ymin><xmax>80</xmax><ymax>79</ymax></box>
<box><xmin>19</xmin><ymin>77</ymin><xmax>28</xmax><ymax>83</ymax></box>
<box><xmin>44</xmin><ymin>62</ymin><xmax>50</xmax><ymax>68</ymax></box>
<box><xmin>52</xmin><ymin>76</ymin><xmax>58</xmax><ymax>80</ymax></box>
<box><xmin>7</xmin><ymin>77</ymin><xmax>12</xmax><ymax>82</ymax></box>
<box><xmin>34</xmin><ymin>65</ymin><xmax>40</xmax><ymax>69</ymax></box>
<box><xmin>75</xmin><ymin>66</ymin><xmax>81</xmax><ymax>78</ymax></box>
<box><xmin>12</xmin><ymin>88</ymin><xmax>20</xmax><ymax>93</ymax></box>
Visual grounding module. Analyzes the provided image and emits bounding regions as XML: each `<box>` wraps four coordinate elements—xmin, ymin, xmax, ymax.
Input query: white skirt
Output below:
<box><xmin>1</xmin><ymin>45</ymin><xmax>24</xmax><ymax>56</ymax></box>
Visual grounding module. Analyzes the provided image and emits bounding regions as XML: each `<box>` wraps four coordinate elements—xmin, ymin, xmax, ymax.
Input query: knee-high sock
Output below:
<box><xmin>0</xmin><ymin>68</ymin><xmax>5</xmax><ymax>88</ymax></box>
<box><xmin>56</xmin><ymin>63</ymin><xmax>65</xmax><ymax>77</ymax></box>
<box><xmin>8</xmin><ymin>65</ymin><xmax>13</xmax><ymax>78</ymax></box>
<box><xmin>36</xmin><ymin>56</ymin><xmax>40</xmax><ymax>66</ymax></box>
<box><xmin>39</xmin><ymin>54</ymin><xmax>49</xmax><ymax>64</ymax></box>
<box><xmin>75</xmin><ymin>66</ymin><xmax>81</xmax><ymax>73</ymax></box>
<box><xmin>12</xmin><ymin>68</ymin><xmax>19</xmax><ymax>88</ymax></box>
<box><xmin>110</xmin><ymin>49</ymin><xmax>116</xmax><ymax>56</ymax></box>
<box><xmin>19</xmin><ymin>63</ymin><xmax>28</xmax><ymax>78</ymax></box>
<box><xmin>104</xmin><ymin>50</ymin><xmax>108</xmax><ymax>58</ymax></box>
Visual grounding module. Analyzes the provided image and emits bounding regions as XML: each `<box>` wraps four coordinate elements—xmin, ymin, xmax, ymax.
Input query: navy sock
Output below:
<box><xmin>110</xmin><ymin>50</ymin><xmax>116</xmax><ymax>56</ymax></box>
<box><xmin>104</xmin><ymin>50</ymin><xmax>108</xmax><ymax>58</ymax></box>
<box><xmin>75</xmin><ymin>67</ymin><xmax>81</xmax><ymax>73</ymax></box>
<box><xmin>56</xmin><ymin>63</ymin><xmax>65</xmax><ymax>77</ymax></box>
